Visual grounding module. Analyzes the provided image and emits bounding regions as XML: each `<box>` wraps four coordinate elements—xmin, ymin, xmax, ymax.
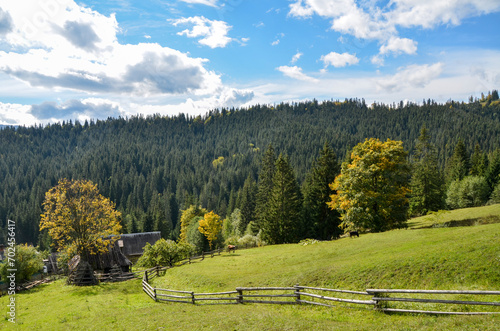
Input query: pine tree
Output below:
<box><xmin>409</xmin><ymin>127</ymin><xmax>445</xmax><ymax>216</ymax></box>
<box><xmin>239</xmin><ymin>175</ymin><xmax>257</xmax><ymax>235</ymax></box>
<box><xmin>445</xmin><ymin>138</ymin><xmax>470</xmax><ymax>183</ymax></box>
<box><xmin>142</xmin><ymin>211</ymin><xmax>155</xmax><ymax>233</ymax></box>
<box><xmin>255</xmin><ymin>144</ymin><xmax>276</xmax><ymax>229</ymax></box>
<box><xmin>303</xmin><ymin>141</ymin><xmax>341</xmax><ymax>240</ymax></box>
<box><xmin>262</xmin><ymin>154</ymin><xmax>302</xmax><ymax>244</ymax></box>
<box><xmin>486</xmin><ymin>149</ymin><xmax>500</xmax><ymax>192</ymax></box>
<box><xmin>470</xmin><ymin>143</ymin><xmax>488</xmax><ymax>176</ymax></box>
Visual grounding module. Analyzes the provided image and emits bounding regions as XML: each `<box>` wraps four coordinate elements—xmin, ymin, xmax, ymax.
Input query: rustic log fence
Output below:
<box><xmin>140</xmin><ymin>267</ymin><xmax>500</xmax><ymax>315</ymax></box>
<box><xmin>131</xmin><ymin>247</ymin><xmax>500</xmax><ymax>315</ymax></box>
<box><xmin>366</xmin><ymin>289</ymin><xmax>500</xmax><ymax>315</ymax></box>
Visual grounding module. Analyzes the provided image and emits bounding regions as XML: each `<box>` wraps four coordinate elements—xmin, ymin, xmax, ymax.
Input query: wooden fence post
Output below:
<box><xmin>295</xmin><ymin>284</ymin><xmax>301</xmax><ymax>304</ymax></box>
<box><xmin>191</xmin><ymin>291</ymin><xmax>195</xmax><ymax>305</ymax></box>
<box><xmin>144</xmin><ymin>270</ymin><xmax>149</xmax><ymax>284</ymax></box>
<box><xmin>202</xmin><ymin>251</ymin><xmax>204</xmax><ymax>260</ymax></box>
<box><xmin>237</xmin><ymin>288</ymin><xmax>243</xmax><ymax>304</ymax></box>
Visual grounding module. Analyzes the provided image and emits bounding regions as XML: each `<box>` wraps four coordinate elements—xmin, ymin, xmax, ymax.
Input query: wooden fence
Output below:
<box><xmin>140</xmin><ymin>268</ymin><xmax>500</xmax><ymax>315</ymax></box>
<box><xmin>366</xmin><ymin>289</ymin><xmax>500</xmax><ymax>315</ymax></box>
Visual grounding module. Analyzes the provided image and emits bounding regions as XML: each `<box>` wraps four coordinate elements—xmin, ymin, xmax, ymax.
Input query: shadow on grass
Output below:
<box><xmin>410</xmin><ymin>215</ymin><xmax>500</xmax><ymax>229</ymax></box>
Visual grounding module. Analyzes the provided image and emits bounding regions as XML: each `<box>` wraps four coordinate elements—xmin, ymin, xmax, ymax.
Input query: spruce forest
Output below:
<box><xmin>1</xmin><ymin>97</ymin><xmax>500</xmax><ymax>249</ymax></box>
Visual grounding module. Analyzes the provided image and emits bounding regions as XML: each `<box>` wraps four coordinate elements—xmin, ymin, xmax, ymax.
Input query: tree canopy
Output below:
<box><xmin>40</xmin><ymin>179</ymin><xmax>122</xmax><ymax>260</ymax></box>
<box><xmin>328</xmin><ymin>138</ymin><xmax>410</xmax><ymax>233</ymax></box>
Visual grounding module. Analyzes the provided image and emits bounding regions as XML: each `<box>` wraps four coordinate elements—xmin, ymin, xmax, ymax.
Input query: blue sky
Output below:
<box><xmin>0</xmin><ymin>0</ymin><xmax>499</xmax><ymax>126</ymax></box>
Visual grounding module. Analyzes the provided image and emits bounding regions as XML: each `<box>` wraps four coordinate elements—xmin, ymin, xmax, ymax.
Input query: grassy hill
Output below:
<box><xmin>2</xmin><ymin>207</ymin><xmax>500</xmax><ymax>330</ymax></box>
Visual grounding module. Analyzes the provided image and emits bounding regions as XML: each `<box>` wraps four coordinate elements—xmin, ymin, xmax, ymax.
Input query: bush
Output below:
<box><xmin>237</xmin><ymin>231</ymin><xmax>264</xmax><ymax>248</ymax></box>
<box><xmin>136</xmin><ymin>239</ymin><xmax>193</xmax><ymax>268</ymax></box>
<box><xmin>446</xmin><ymin>176</ymin><xmax>490</xmax><ymax>209</ymax></box>
<box><xmin>0</xmin><ymin>244</ymin><xmax>43</xmax><ymax>283</ymax></box>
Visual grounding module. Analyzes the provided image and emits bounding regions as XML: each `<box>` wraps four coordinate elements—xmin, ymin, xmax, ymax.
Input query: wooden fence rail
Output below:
<box><xmin>136</xmin><ymin>249</ymin><xmax>499</xmax><ymax>315</ymax></box>
<box><xmin>140</xmin><ymin>270</ymin><xmax>500</xmax><ymax>315</ymax></box>
<box><xmin>366</xmin><ymin>289</ymin><xmax>500</xmax><ymax>315</ymax></box>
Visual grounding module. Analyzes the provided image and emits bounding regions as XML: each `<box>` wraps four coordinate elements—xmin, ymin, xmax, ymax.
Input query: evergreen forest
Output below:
<box><xmin>1</xmin><ymin>96</ymin><xmax>500</xmax><ymax>248</ymax></box>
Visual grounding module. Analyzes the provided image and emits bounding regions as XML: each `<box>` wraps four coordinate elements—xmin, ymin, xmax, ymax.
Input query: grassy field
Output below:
<box><xmin>408</xmin><ymin>204</ymin><xmax>500</xmax><ymax>229</ymax></box>
<box><xmin>2</xmin><ymin>206</ymin><xmax>500</xmax><ymax>330</ymax></box>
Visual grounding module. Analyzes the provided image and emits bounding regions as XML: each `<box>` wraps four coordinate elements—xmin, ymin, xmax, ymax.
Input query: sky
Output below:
<box><xmin>0</xmin><ymin>0</ymin><xmax>499</xmax><ymax>126</ymax></box>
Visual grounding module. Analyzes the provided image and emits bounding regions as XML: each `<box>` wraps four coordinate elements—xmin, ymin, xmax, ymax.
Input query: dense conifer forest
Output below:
<box><xmin>1</xmin><ymin>97</ymin><xmax>499</xmax><ymax>247</ymax></box>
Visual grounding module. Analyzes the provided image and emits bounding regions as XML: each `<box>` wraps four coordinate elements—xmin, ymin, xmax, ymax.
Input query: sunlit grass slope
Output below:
<box><xmin>2</xmin><ymin>219</ymin><xmax>499</xmax><ymax>330</ymax></box>
<box><xmin>156</xmin><ymin>223</ymin><xmax>500</xmax><ymax>292</ymax></box>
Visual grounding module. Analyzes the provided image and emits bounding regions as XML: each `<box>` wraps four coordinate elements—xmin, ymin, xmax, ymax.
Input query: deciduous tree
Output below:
<box><xmin>328</xmin><ymin>138</ymin><xmax>410</xmax><ymax>232</ymax></box>
<box><xmin>198</xmin><ymin>211</ymin><xmax>223</xmax><ymax>249</ymax></box>
<box><xmin>40</xmin><ymin>179</ymin><xmax>122</xmax><ymax>261</ymax></box>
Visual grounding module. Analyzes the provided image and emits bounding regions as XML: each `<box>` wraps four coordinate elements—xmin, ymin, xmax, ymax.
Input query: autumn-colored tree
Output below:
<box><xmin>40</xmin><ymin>179</ymin><xmax>122</xmax><ymax>261</ymax></box>
<box><xmin>328</xmin><ymin>138</ymin><xmax>410</xmax><ymax>233</ymax></box>
<box><xmin>198</xmin><ymin>211</ymin><xmax>222</xmax><ymax>249</ymax></box>
<box><xmin>179</xmin><ymin>205</ymin><xmax>208</xmax><ymax>243</ymax></box>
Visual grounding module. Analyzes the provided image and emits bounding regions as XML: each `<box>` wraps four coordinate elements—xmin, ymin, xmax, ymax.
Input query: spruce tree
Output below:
<box><xmin>262</xmin><ymin>154</ymin><xmax>302</xmax><ymax>244</ymax></box>
<box><xmin>303</xmin><ymin>141</ymin><xmax>341</xmax><ymax>240</ymax></box>
<box><xmin>239</xmin><ymin>175</ymin><xmax>257</xmax><ymax>235</ymax></box>
<box><xmin>445</xmin><ymin>138</ymin><xmax>470</xmax><ymax>183</ymax></box>
<box><xmin>470</xmin><ymin>143</ymin><xmax>488</xmax><ymax>176</ymax></box>
<box><xmin>255</xmin><ymin>144</ymin><xmax>276</xmax><ymax>229</ymax></box>
<box><xmin>142</xmin><ymin>211</ymin><xmax>155</xmax><ymax>232</ymax></box>
<box><xmin>409</xmin><ymin>127</ymin><xmax>445</xmax><ymax>216</ymax></box>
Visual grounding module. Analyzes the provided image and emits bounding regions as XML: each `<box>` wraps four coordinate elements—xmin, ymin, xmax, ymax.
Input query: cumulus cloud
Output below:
<box><xmin>171</xmin><ymin>16</ymin><xmax>234</xmax><ymax>48</ymax></box>
<box><xmin>289</xmin><ymin>0</ymin><xmax>500</xmax><ymax>61</ymax></box>
<box><xmin>376</xmin><ymin>63</ymin><xmax>444</xmax><ymax>92</ymax></box>
<box><xmin>30</xmin><ymin>99</ymin><xmax>122</xmax><ymax>121</ymax></box>
<box><xmin>379</xmin><ymin>37</ymin><xmax>418</xmax><ymax>56</ymax></box>
<box><xmin>0</xmin><ymin>2</ymin><xmax>221</xmax><ymax>96</ymax></box>
<box><xmin>321</xmin><ymin>52</ymin><xmax>359</xmax><ymax>68</ymax></box>
<box><xmin>0</xmin><ymin>8</ymin><xmax>13</xmax><ymax>35</ymax></box>
<box><xmin>388</xmin><ymin>0</ymin><xmax>500</xmax><ymax>29</ymax></box>
<box><xmin>277</xmin><ymin>66</ymin><xmax>319</xmax><ymax>83</ymax></box>
<box><xmin>54</xmin><ymin>21</ymin><xmax>101</xmax><ymax>52</ymax></box>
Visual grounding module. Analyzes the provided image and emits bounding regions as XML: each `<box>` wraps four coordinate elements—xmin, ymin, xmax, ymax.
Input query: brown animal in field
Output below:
<box><xmin>349</xmin><ymin>231</ymin><xmax>359</xmax><ymax>238</ymax></box>
<box><xmin>227</xmin><ymin>245</ymin><xmax>236</xmax><ymax>253</ymax></box>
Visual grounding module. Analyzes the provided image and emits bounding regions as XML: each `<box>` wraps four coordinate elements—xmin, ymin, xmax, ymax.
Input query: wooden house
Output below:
<box><xmin>114</xmin><ymin>232</ymin><xmax>161</xmax><ymax>263</ymax></box>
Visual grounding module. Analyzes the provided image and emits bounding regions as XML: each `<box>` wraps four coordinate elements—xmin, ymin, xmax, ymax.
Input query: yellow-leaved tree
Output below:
<box><xmin>198</xmin><ymin>211</ymin><xmax>222</xmax><ymax>250</ymax></box>
<box><xmin>328</xmin><ymin>138</ymin><xmax>410</xmax><ymax>233</ymax></box>
<box><xmin>40</xmin><ymin>179</ymin><xmax>122</xmax><ymax>261</ymax></box>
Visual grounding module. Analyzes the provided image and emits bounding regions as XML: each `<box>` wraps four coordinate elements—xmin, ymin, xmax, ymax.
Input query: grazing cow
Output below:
<box><xmin>227</xmin><ymin>245</ymin><xmax>236</xmax><ymax>253</ymax></box>
<box><xmin>349</xmin><ymin>231</ymin><xmax>359</xmax><ymax>238</ymax></box>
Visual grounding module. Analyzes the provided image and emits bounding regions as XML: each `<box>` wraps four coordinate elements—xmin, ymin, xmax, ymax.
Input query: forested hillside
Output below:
<box><xmin>1</xmin><ymin>98</ymin><xmax>499</xmax><ymax>246</ymax></box>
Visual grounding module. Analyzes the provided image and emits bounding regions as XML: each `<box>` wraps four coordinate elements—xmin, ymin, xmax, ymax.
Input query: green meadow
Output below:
<box><xmin>2</xmin><ymin>205</ymin><xmax>500</xmax><ymax>330</ymax></box>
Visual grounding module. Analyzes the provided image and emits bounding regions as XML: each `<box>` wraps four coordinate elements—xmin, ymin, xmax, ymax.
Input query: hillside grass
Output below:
<box><xmin>2</xmin><ymin>216</ymin><xmax>500</xmax><ymax>330</ymax></box>
<box><xmin>408</xmin><ymin>204</ymin><xmax>500</xmax><ymax>229</ymax></box>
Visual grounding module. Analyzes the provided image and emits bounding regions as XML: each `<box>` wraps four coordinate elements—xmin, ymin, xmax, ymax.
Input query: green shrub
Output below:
<box><xmin>136</xmin><ymin>239</ymin><xmax>192</xmax><ymax>268</ymax></box>
<box><xmin>446</xmin><ymin>176</ymin><xmax>490</xmax><ymax>209</ymax></box>
<box><xmin>0</xmin><ymin>244</ymin><xmax>43</xmax><ymax>283</ymax></box>
<box><xmin>237</xmin><ymin>231</ymin><xmax>264</xmax><ymax>248</ymax></box>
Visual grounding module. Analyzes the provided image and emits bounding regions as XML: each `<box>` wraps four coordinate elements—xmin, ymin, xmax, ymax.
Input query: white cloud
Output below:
<box><xmin>171</xmin><ymin>16</ymin><xmax>234</xmax><ymax>48</ymax></box>
<box><xmin>388</xmin><ymin>0</ymin><xmax>500</xmax><ymax>29</ymax></box>
<box><xmin>376</xmin><ymin>63</ymin><xmax>444</xmax><ymax>92</ymax></box>
<box><xmin>0</xmin><ymin>2</ymin><xmax>221</xmax><ymax>97</ymax></box>
<box><xmin>379</xmin><ymin>37</ymin><xmax>417</xmax><ymax>55</ymax></box>
<box><xmin>321</xmin><ymin>52</ymin><xmax>359</xmax><ymax>68</ymax></box>
<box><xmin>277</xmin><ymin>66</ymin><xmax>319</xmax><ymax>83</ymax></box>
<box><xmin>291</xmin><ymin>52</ymin><xmax>303</xmax><ymax>64</ymax></box>
<box><xmin>288</xmin><ymin>0</ymin><xmax>500</xmax><ymax>61</ymax></box>
<box><xmin>180</xmin><ymin>0</ymin><xmax>218</xmax><ymax>7</ymax></box>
